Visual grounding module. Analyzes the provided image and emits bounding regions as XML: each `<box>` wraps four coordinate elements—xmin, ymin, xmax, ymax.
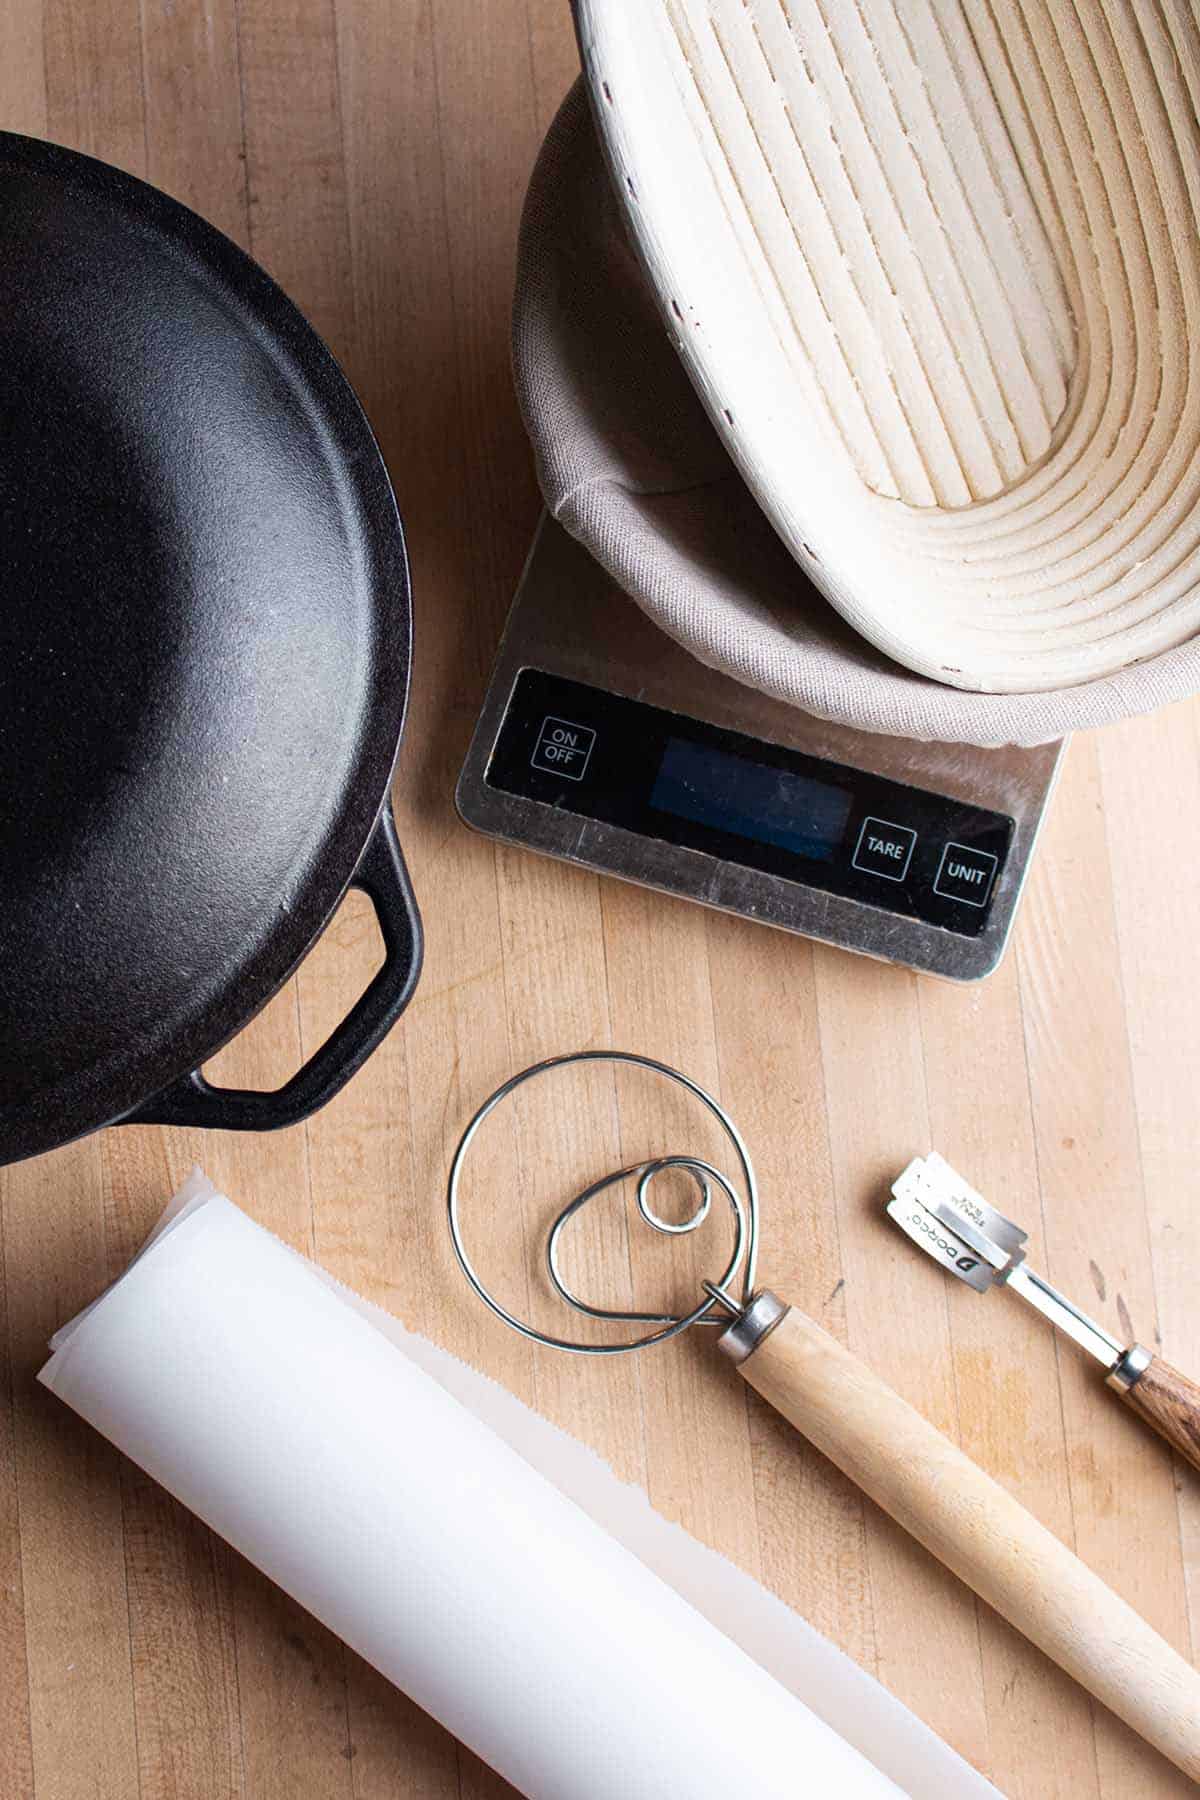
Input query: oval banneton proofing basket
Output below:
<box><xmin>0</xmin><ymin>133</ymin><xmax>422</xmax><ymax>1166</ymax></box>
<box><xmin>529</xmin><ymin>3</ymin><xmax>1200</xmax><ymax>734</ymax></box>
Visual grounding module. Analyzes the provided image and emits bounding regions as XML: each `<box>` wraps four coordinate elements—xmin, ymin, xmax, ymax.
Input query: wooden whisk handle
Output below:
<box><xmin>723</xmin><ymin>1296</ymin><xmax>1200</xmax><ymax>1782</ymax></box>
<box><xmin>1111</xmin><ymin>1348</ymin><xmax>1200</xmax><ymax>1473</ymax></box>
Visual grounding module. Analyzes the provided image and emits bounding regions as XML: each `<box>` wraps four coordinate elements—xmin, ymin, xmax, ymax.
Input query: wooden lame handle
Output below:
<box><xmin>1118</xmin><ymin>1353</ymin><xmax>1200</xmax><ymax>1473</ymax></box>
<box><xmin>730</xmin><ymin>1300</ymin><xmax>1200</xmax><ymax>1781</ymax></box>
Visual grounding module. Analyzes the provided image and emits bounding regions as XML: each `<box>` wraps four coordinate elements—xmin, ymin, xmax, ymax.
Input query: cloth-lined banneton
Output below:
<box><xmin>513</xmin><ymin>79</ymin><xmax>1200</xmax><ymax>743</ymax></box>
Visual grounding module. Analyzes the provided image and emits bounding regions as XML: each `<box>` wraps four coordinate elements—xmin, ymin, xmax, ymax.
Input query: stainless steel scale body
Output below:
<box><xmin>458</xmin><ymin>517</ymin><xmax>1063</xmax><ymax>981</ymax></box>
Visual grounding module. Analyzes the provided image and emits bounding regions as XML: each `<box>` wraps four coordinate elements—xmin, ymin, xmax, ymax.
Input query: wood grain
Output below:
<box><xmin>1099</xmin><ymin>697</ymin><xmax>1200</xmax><ymax>1677</ymax></box>
<box><xmin>918</xmin><ymin>954</ymin><xmax>1101</xmax><ymax>1795</ymax></box>
<box><xmin>1122</xmin><ymin>1360</ymin><xmax>1200</xmax><ymax>1475</ymax></box>
<box><xmin>1</xmin><ymin>2</ymin><xmax>1198</xmax><ymax>1796</ymax></box>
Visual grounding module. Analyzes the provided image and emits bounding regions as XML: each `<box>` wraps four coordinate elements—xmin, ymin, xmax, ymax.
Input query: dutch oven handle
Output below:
<box><xmin>127</xmin><ymin>805</ymin><xmax>423</xmax><ymax>1132</ymax></box>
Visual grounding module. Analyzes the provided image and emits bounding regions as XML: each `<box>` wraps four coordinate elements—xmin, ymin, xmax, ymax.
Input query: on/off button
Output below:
<box><xmin>532</xmin><ymin>715</ymin><xmax>596</xmax><ymax>780</ymax></box>
<box><xmin>852</xmin><ymin>817</ymin><xmax>917</xmax><ymax>882</ymax></box>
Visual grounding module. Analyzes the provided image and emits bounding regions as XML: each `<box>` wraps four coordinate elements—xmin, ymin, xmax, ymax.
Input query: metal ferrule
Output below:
<box><xmin>1106</xmin><ymin>1342</ymin><xmax>1153</xmax><ymax>1393</ymax></box>
<box><xmin>718</xmin><ymin>1290</ymin><xmax>790</xmax><ymax>1366</ymax></box>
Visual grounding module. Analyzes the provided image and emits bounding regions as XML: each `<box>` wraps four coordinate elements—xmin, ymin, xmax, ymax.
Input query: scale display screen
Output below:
<box><xmin>485</xmin><ymin>668</ymin><xmax>1013</xmax><ymax>938</ymax></box>
<box><xmin>651</xmin><ymin>738</ymin><xmax>852</xmax><ymax>865</ymax></box>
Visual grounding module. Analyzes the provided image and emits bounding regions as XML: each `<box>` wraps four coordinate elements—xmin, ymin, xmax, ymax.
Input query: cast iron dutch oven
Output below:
<box><xmin>0</xmin><ymin>134</ymin><xmax>423</xmax><ymax>1166</ymax></box>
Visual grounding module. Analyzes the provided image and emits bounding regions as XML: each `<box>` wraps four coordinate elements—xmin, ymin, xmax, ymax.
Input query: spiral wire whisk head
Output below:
<box><xmin>447</xmin><ymin>1050</ymin><xmax>760</xmax><ymax>1355</ymax></box>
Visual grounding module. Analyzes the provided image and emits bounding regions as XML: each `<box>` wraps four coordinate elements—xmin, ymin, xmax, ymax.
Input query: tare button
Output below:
<box><xmin>852</xmin><ymin>817</ymin><xmax>917</xmax><ymax>881</ymax></box>
<box><xmin>532</xmin><ymin>715</ymin><xmax>595</xmax><ymax>780</ymax></box>
<box><xmin>935</xmin><ymin>842</ymin><xmax>998</xmax><ymax>907</ymax></box>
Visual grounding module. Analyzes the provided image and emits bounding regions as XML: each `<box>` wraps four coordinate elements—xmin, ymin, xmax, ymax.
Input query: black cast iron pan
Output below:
<box><xmin>0</xmin><ymin>133</ymin><xmax>422</xmax><ymax>1166</ymax></box>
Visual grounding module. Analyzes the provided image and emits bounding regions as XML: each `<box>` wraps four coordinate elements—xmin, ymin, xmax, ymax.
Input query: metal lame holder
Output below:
<box><xmin>887</xmin><ymin>1154</ymin><xmax>1200</xmax><ymax>1441</ymax></box>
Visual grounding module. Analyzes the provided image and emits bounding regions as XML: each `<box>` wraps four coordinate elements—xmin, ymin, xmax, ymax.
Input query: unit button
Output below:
<box><xmin>532</xmin><ymin>715</ymin><xmax>596</xmax><ymax>780</ymax></box>
<box><xmin>852</xmin><ymin>817</ymin><xmax>917</xmax><ymax>882</ymax></box>
<box><xmin>935</xmin><ymin>842</ymin><xmax>998</xmax><ymax>907</ymax></box>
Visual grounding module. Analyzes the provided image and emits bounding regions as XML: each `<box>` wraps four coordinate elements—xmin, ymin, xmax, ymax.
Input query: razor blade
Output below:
<box><xmin>887</xmin><ymin>1153</ymin><xmax>1127</xmax><ymax>1372</ymax></box>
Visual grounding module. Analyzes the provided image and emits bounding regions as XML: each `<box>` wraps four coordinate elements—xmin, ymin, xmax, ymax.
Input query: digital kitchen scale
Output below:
<box><xmin>457</xmin><ymin>517</ymin><xmax>1064</xmax><ymax>981</ymax></box>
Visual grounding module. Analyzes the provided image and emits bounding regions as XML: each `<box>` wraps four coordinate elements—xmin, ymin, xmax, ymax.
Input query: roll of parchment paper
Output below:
<box><xmin>40</xmin><ymin>1176</ymin><xmax>997</xmax><ymax>1799</ymax></box>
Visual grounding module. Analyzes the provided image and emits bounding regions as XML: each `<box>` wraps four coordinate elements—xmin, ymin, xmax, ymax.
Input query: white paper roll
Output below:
<box><xmin>40</xmin><ymin>1178</ymin><xmax>997</xmax><ymax>1799</ymax></box>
